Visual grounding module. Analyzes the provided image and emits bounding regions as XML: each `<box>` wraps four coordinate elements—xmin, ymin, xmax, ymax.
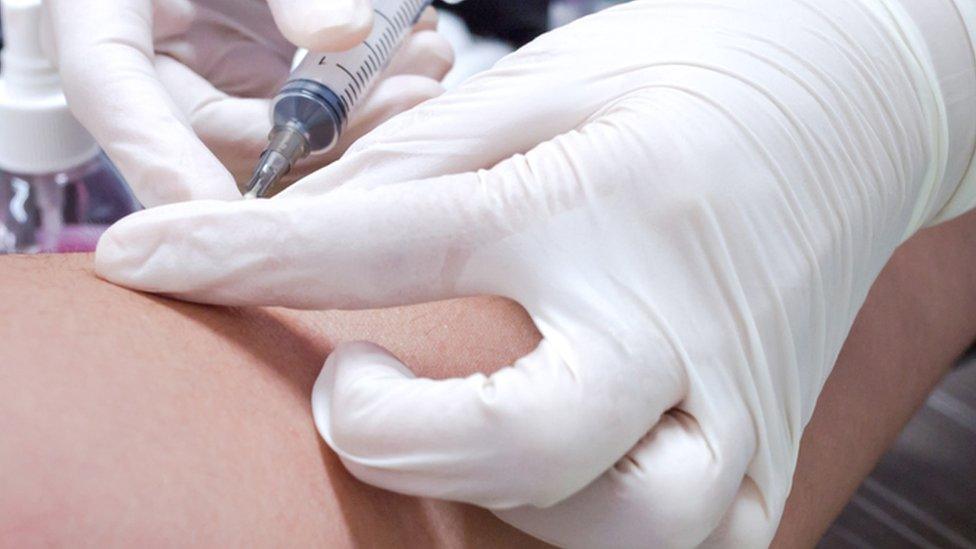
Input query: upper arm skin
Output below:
<box><xmin>774</xmin><ymin>210</ymin><xmax>976</xmax><ymax>547</ymax></box>
<box><xmin>1</xmin><ymin>209</ymin><xmax>975</xmax><ymax>547</ymax></box>
<box><xmin>0</xmin><ymin>254</ymin><xmax>543</xmax><ymax>547</ymax></box>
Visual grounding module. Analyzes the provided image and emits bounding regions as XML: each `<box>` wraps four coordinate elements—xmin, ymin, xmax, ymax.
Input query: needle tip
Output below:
<box><xmin>244</xmin><ymin>150</ymin><xmax>289</xmax><ymax>199</ymax></box>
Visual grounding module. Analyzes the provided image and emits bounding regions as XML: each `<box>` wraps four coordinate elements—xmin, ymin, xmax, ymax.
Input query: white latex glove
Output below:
<box><xmin>94</xmin><ymin>0</ymin><xmax>976</xmax><ymax>546</ymax></box>
<box><xmin>42</xmin><ymin>0</ymin><xmax>452</xmax><ymax>206</ymax></box>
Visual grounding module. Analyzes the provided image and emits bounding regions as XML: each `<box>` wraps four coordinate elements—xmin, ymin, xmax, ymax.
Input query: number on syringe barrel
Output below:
<box><xmin>297</xmin><ymin>0</ymin><xmax>432</xmax><ymax>121</ymax></box>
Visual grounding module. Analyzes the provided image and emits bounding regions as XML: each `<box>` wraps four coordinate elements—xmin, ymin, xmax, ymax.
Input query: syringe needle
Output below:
<box><xmin>247</xmin><ymin>0</ymin><xmax>431</xmax><ymax>198</ymax></box>
<box><xmin>243</xmin><ymin>151</ymin><xmax>287</xmax><ymax>199</ymax></box>
<box><xmin>243</xmin><ymin>126</ymin><xmax>310</xmax><ymax>199</ymax></box>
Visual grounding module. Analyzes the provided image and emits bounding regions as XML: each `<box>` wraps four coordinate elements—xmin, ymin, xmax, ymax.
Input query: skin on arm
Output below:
<box><xmin>0</xmin><ymin>263</ymin><xmax>544</xmax><ymax>546</ymax></box>
<box><xmin>773</xmin><ymin>209</ymin><xmax>976</xmax><ymax>547</ymax></box>
<box><xmin>1</xmin><ymin>209</ymin><xmax>975</xmax><ymax>546</ymax></box>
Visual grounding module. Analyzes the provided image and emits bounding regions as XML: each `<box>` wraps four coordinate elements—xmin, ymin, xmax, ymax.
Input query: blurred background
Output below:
<box><xmin>820</xmin><ymin>353</ymin><xmax>976</xmax><ymax>549</ymax></box>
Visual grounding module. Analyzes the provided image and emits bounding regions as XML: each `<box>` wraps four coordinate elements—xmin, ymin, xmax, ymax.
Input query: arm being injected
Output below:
<box><xmin>244</xmin><ymin>0</ymin><xmax>434</xmax><ymax>199</ymax></box>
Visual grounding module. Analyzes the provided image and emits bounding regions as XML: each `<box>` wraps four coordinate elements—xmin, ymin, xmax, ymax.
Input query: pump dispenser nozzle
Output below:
<box><xmin>0</xmin><ymin>0</ymin><xmax>99</xmax><ymax>175</ymax></box>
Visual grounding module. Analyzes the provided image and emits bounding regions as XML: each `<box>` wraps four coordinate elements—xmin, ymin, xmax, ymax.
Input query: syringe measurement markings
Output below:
<box><xmin>398</xmin><ymin>1</ymin><xmax>417</xmax><ymax>27</ymax></box>
<box><xmin>371</xmin><ymin>10</ymin><xmax>393</xmax><ymax>60</ymax></box>
<box><xmin>399</xmin><ymin>7</ymin><xmax>411</xmax><ymax>28</ymax></box>
<box><xmin>341</xmin><ymin>2</ymin><xmax>430</xmax><ymax>110</ymax></box>
<box><xmin>363</xmin><ymin>41</ymin><xmax>380</xmax><ymax>71</ymax></box>
<box><xmin>336</xmin><ymin>63</ymin><xmax>361</xmax><ymax>100</ymax></box>
<box><xmin>363</xmin><ymin>41</ymin><xmax>380</xmax><ymax>73</ymax></box>
<box><xmin>380</xmin><ymin>29</ymin><xmax>394</xmax><ymax>53</ymax></box>
<box><xmin>250</xmin><ymin>1</ymin><xmax>431</xmax><ymax>201</ymax></box>
<box><xmin>402</xmin><ymin>0</ymin><xmax>421</xmax><ymax>26</ymax></box>
<box><xmin>394</xmin><ymin>8</ymin><xmax>407</xmax><ymax>32</ymax></box>
<box><xmin>389</xmin><ymin>5</ymin><xmax>405</xmax><ymax>31</ymax></box>
<box><xmin>331</xmin><ymin>4</ymin><xmax>433</xmax><ymax>126</ymax></box>
<box><xmin>373</xmin><ymin>9</ymin><xmax>395</xmax><ymax>30</ymax></box>
<box><xmin>344</xmin><ymin>66</ymin><xmax>363</xmax><ymax>95</ymax></box>
<box><xmin>405</xmin><ymin>0</ymin><xmax>420</xmax><ymax>25</ymax></box>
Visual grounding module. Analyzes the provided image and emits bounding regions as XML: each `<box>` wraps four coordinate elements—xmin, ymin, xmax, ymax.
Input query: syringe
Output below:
<box><xmin>244</xmin><ymin>0</ymin><xmax>433</xmax><ymax>199</ymax></box>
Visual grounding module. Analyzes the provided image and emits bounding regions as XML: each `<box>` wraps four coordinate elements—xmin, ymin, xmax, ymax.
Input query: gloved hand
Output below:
<box><xmin>93</xmin><ymin>0</ymin><xmax>976</xmax><ymax>546</ymax></box>
<box><xmin>42</xmin><ymin>0</ymin><xmax>452</xmax><ymax>207</ymax></box>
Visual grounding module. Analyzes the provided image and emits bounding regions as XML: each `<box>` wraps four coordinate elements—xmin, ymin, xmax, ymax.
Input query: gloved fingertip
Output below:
<box><xmin>94</xmin><ymin>215</ymin><xmax>151</xmax><ymax>286</ymax></box>
<box><xmin>271</xmin><ymin>0</ymin><xmax>374</xmax><ymax>52</ymax></box>
<box><xmin>153</xmin><ymin>0</ymin><xmax>196</xmax><ymax>40</ymax></box>
<box><xmin>312</xmin><ymin>341</ymin><xmax>417</xmax><ymax>448</ymax></box>
<box><xmin>317</xmin><ymin>341</ymin><xmax>416</xmax><ymax>401</ymax></box>
<box><xmin>94</xmin><ymin>200</ymin><xmax>234</xmax><ymax>292</ymax></box>
<box><xmin>415</xmin><ymin>6</ymin><xmax>439</xmax><ymax>30</ymax></box>
<box><xmin>398</xmin><ymin>30</ymin><xmax>455</xmax><ymax>77</ymax></box>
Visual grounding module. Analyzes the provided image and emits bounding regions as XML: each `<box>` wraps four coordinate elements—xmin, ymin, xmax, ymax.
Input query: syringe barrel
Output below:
<box><xmin>270</xmin><ymin>80</ymin><xmax>344</xmax><ymax>153</ymax></box>
<box><xmin>269</xmin><ymin>0</ymin><xmax>433</xmax><ymax>155</ymax></box>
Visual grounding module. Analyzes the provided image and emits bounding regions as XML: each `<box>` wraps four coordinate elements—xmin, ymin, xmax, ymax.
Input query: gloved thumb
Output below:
<box><xmin>266</xmin><ymin>0</ymin><xmax>374</xmax><ymax>52</ymax></box>
<box><xmin>311</xmin><ymin>339</ymin><xmax>684</xmax><ymax>509</ymax></box>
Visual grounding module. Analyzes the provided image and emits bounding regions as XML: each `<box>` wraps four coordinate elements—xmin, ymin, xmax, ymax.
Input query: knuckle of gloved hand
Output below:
<box><xmin>607</xmin><ymin>420</ymin><xmax>741</xmax><ymax>545</ymax></box>
<box><xmin>652</xmin><ymin>482</ymin><xmax>729</xmax><ymax>546</ymax></box>
<box><xmin>410</xmin><ymin>30</ymin><xmax>455</xmax><ymax>73</ymax></box>
<box><xmin>618</xmin><ymin>478</ymin><xmax>730</xmax><ymax>548</ymax></box>
<box><xmin>279</xmin><ymin>6</ymin><xmax>374</xmax><ymax>53</ymax></box>
<box><xmin>153</xmin><ymin>0</ymin><xmax>195</xmax><ymax>39</ymax></box>
<box><xmin>488</xmin><ymin>398</ymin><xmax>588</xmax><ymax>506</ymax></box>
<box><xmin>377</xmin><ymin>76</ymin><xmax>445</xmax><ymax>116</ymax></box>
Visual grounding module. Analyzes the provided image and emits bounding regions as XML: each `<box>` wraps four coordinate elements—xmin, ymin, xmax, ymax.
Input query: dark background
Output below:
<box><xmin>436</xmin><ymin>0</ymin><xmax>549</xmax><ymax>45</ymax></box>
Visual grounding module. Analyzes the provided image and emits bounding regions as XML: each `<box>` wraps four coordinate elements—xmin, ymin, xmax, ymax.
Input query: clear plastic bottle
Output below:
<box><xmin>0</xmin><ymin>154</ymin><xmax>137</xmax><ymax>253</ymax></box>
<box><xmin>0</xmin><ymin>0</ymin><xmax>139</xmax><ymax>255</ymax></box>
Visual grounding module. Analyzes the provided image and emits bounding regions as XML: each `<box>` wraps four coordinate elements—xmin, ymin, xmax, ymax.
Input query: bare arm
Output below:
<box><xmin>775</xmin><ymin>209</ymin><xmax>976</xmax><ymax>547</ymax></box>
<box><xmin>2</xmin><ymin>210</ymin><xmax>976</xmax><ymax>546</ymax></box>
<box><xmin>0</xmin><ymin>259</ymin><xmax>543</xmax><ymax>546</ymax></box>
